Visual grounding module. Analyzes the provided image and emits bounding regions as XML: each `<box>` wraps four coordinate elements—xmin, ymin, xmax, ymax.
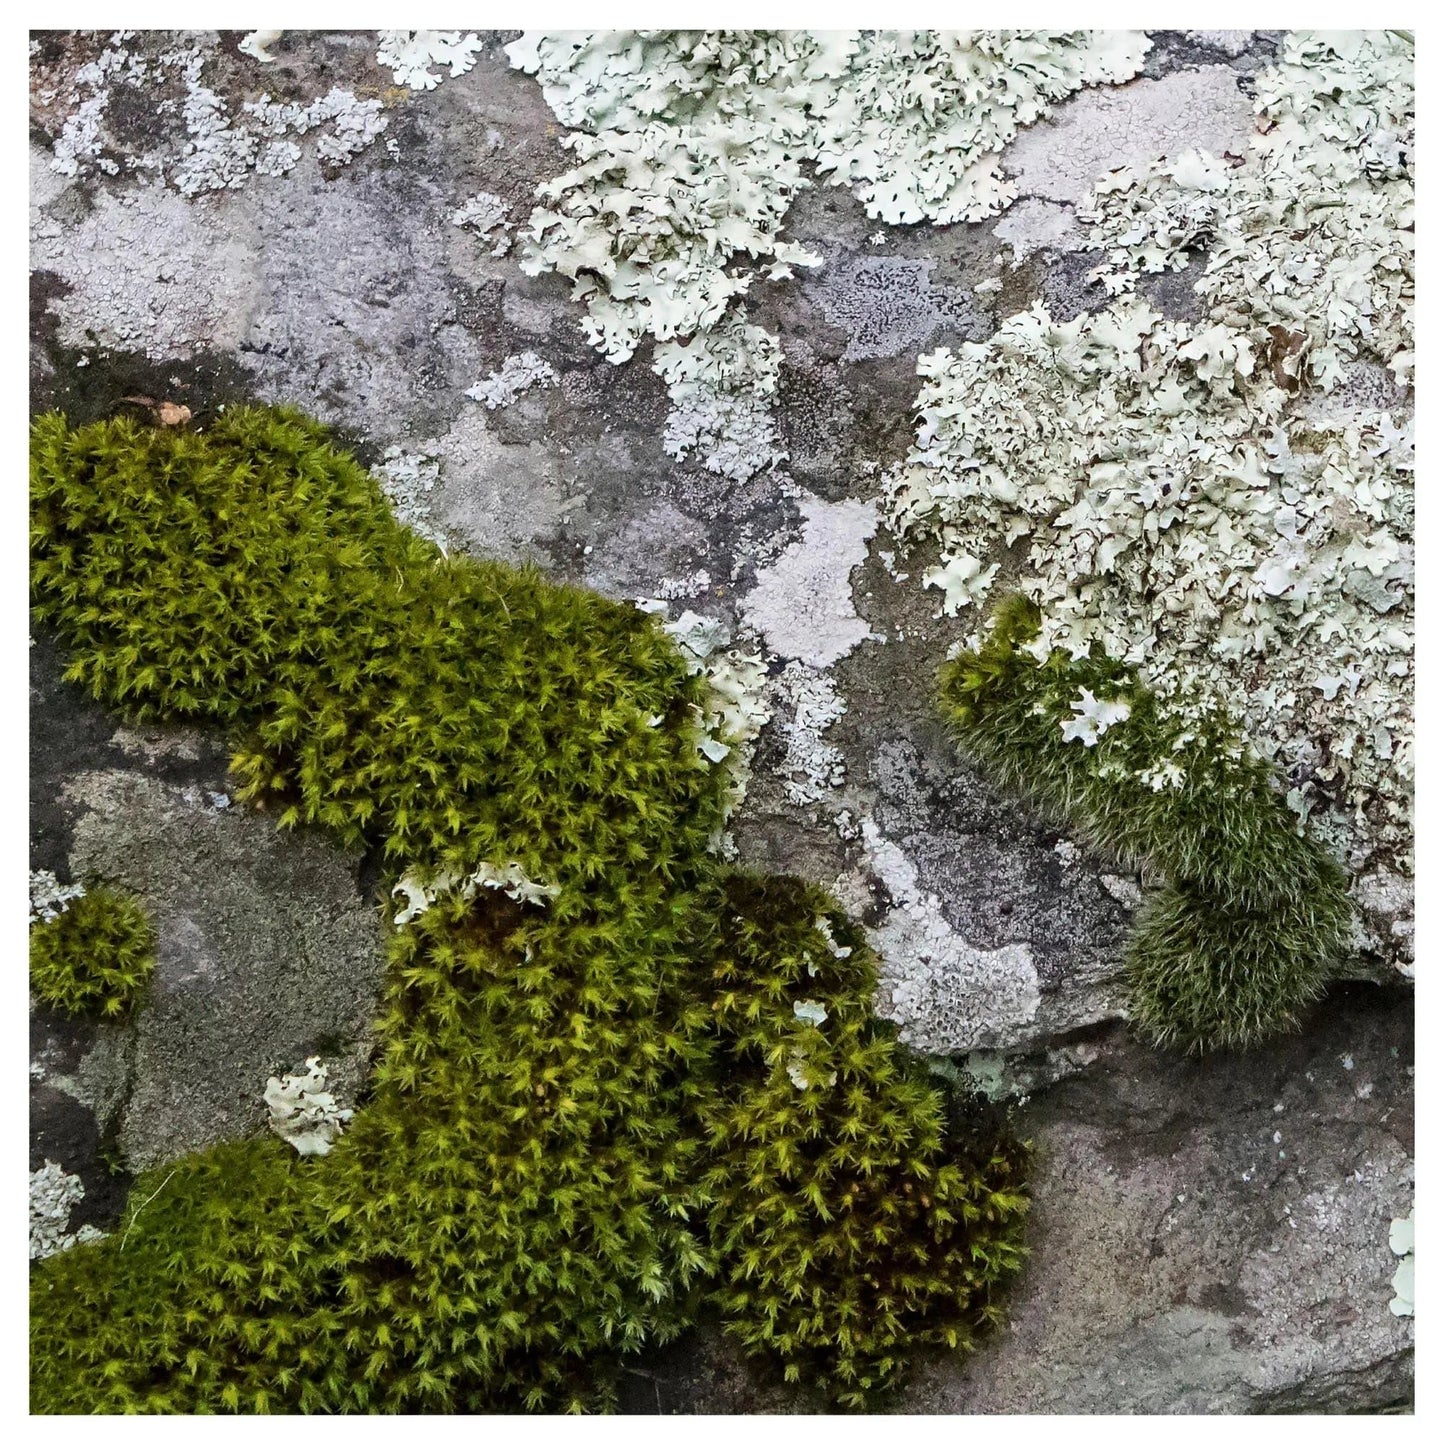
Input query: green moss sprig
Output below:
<box><xmin>30</xmin><ymin>886</ymin><xmax>156</xmax><ymax>1019</ymax></box>
<box><xmin>29</xmin><ymin>406</ymin><xmax>1029</xmax><ymax>1412</ymax></box>
<box><xmin>939</xmin><ymin>596</ymin><xmax>1351</xmax><ymax>1052</ymax></box>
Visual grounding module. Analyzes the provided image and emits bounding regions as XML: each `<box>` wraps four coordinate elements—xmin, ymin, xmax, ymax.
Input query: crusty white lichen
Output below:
<box><xmin>887</xmin><ymin>31</ymin><xmax>1414</xmax><ymax>884</ymax></box>
<box><xmin>466</xmin><ymin>352</ymin><xmax>558</xmax><ymax>410</ymax></box>
<box><xmin>45</xmin><ymin>32</ymin><xmax>387</xmax><ymax>193</ymax></box>
<box><xmin>1000</xmin><ymin>65</ymin><xmax>1256</xmax><ymax>208</ymax></box>
<box><xmin>768</xmin><ymin>663</ymin><xmax>848</xmax><ymax>808</ymax></box>
<box><xmin>859</xmin><ymin>814</ymin><xmax>1042</xmax><ymax>1052</ymax></box>
<box><xmin>803</xmin><ymin>254</ymin><xmax>980</xmax><ymax>363</ymax></box>
<box><xmin>374</xmin><ymin>444</ymin><xmax>447</xmax><ymax>550</ymax></box>
<box><xmin>741</xmin><ymin>495</ymin><xmax>879</xmax><ymax>669</ymax></box>
<box><xmin>30</xmin><ymin>1160</ymin><xmax>106</xmax><ymax>1261</ymax></box>
<box><xmin>30</xmin><ymin>869</ymin><xmax>86</xmax><ymax>925</ymax></box>
<box><xmin>264</xmin><ymin>1057</ymin><xmax>353</xmax><ymax>1157</ymax></box>
<box><xmin>508</xmin><ymin>30</ymin><xmax>1150</xmax><ymax>477</ymax></box>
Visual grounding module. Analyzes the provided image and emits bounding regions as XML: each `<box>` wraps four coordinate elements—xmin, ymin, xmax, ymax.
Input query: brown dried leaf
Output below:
<box><xmin>1264</xmin><ymin>325</ymin><xmax>1309</xmax><ymax>391</ymax></box>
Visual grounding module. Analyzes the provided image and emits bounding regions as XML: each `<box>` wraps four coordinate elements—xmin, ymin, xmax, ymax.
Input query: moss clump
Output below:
<box><xmin>940</xmin><ymin>596</ymin><xmax>1351</xmax><ymax>1053</ymax></box>
<box><xmin>30</xmin><ymin>887</ymin><xmax>156</xmax><ymax>1019</ymax></box>
<box><xmin>701</xmin><ymin>876</ymin><xmax>1029</xmax><ymax>1407</ymax></box>
<box><xmin>30</xmin><ymin>406</ymin><xmax>1027</xmax><ymax>1413</ymax></box>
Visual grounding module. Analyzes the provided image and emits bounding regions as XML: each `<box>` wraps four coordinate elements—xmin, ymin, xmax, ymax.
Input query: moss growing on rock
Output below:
<box><xmin>30</xmin><ymin>886</ymin><xmax>156</xmax><ymax>1019</ymax></box>
<box><xmin>939</xmin><ymin>596</ymin><xmax>1352</xmax><ymax>1053</ymax></box>
<box><xmin>30</xmin><ymin>406</ymin><xmax>1027</xmax><ymax>1413</ymax></box>
<box><xmin>701</xmin><ymin>875</ymin><xmax>1029</xmax><ymax>1408</ymax></box>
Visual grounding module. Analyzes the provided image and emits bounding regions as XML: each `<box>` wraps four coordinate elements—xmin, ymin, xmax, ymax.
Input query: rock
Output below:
<box><xmin>900</xmin><ymin>985</ymin><xmax>1414</xmax><ymax>1414</ymax></box>
<box><xmin>62</xmin><ymin>768</ymin><xmax>387</xmax><ymax>1171</ymax></box>
<box><xmin>28</xmin><ymin>27</ymin><xmax>1413</xmax><ymax>1412</ymax></box>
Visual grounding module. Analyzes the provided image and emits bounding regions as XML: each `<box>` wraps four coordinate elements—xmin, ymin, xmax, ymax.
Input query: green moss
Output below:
<box><xmin>30</xmin><ymin>407</ymin><xmax>1027</xmax><ymax>1413</ymax></box>
<box><xmin>701</xmin><ymin>876</ymin><xmax>1029</xmax><ymax>1408</ymax></box>
<box><xmin>940</xmin><ymin>596</ymin><xmax>1351</xmax><ymax>1053</ymax></box>
<box><xmin>30</xmin><ymin>887</ymin><xmax>156</xmax><ymax>1019</ymax></box>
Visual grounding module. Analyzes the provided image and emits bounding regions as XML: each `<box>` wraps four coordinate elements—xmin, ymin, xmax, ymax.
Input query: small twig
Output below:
<box><xmin>622</xmin><ymin>1367</ymin><xmax>664</xmax><ymax>1414</ymax></box>
<box><xmin>119</xmin><ymin>1169</ymin><xmax>176</xmax><ymax>1252</ymax></box>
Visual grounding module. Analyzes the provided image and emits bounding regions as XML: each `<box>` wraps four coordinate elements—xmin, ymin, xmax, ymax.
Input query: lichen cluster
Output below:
<box><xmin>39</xmin><ymin>31</ymin><xmax>388</xmax><ymax>192</ymax></box>
<box><xmin>507</xmin><ymin>29</ymin><xmax>1150</xmax><ymax>477</ymax></box>
<box><xmin>890</xmin><ymin>31</ymin><xmax>1414</xmax><ymax>885</ymax></box>
<box><xmin>29</xmin><ymin>406</ymin><xmax>1026</xmax><ymax>1413</ymax></box>
<box><xmin>30</xmin><ymin>885</ymin><xmax>157</xmax><ymax>1020</ymax></box>
<box><xmin>375</xmin><ymin>31</ymin><xmax>481</xmax><ymax>92</ymax></box>
<box><xmin>941</xmin><ymin>598</ymin><xmax>1351</xmax><ymax>1052</ymax></box>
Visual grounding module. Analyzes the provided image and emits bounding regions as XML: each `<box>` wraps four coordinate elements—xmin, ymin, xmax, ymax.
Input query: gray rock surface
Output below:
<box><xmin>903</xmin><ymin>987</ymin><xmax>1414</xmax><ymax>1414</ymax></box>
<box><xmin>28</xmin><ymin>27</ymin><xmax>1412</xmax><ymax>1413</ymax></box>
<box><xmin>61</xmin><ymin>768</ymin><xmax>387</xmax><ymax>1171</ymax></box>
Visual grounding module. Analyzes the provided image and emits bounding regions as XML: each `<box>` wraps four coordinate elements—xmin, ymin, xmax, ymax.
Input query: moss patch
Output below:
<box><xmin>30</xmin><ymin>887</ymin><xmax>156</xmax><ymax>1020</ymax></box>
<box><xmin>701</xmin><ymin>875</ymin><xmax>1028</xmax><ymax>1407</ymax></box>
<box><xmin>30</xmin><ymin>406</ymin><xmax>1027</xmax><ymax>1413</ymax></box>
<box><xmin>939</xmin><ymin>596</ymin><xmax>1352</xmax><ymax>1053</ymax></box>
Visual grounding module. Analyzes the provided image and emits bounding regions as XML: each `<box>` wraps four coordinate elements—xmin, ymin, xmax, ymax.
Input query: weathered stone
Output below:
<box><xmin>28</xmin><ymin>28</ymin><xmax>1412</xmax><ymax>1411</ymax></box>
<box><xmin>63</xmin><ymin>768</ymin><xmax>387</xmax><ymax>1171</ymax></box>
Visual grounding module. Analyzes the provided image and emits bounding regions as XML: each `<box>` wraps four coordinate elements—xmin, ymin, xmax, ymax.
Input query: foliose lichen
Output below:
<box><xmin>507</xmin><ymin>30</ymin><xmax>1150</xmax><ymax>477</ymax></box>
<box><xmin>263</xmin><ymin>1057</ymin><xmax>355</xmax><ymax>1157</ymax></box>
<box><xmin>375</xmin><ymin>31</ymin><xmax>482</xmax><ymax>91</ymax></box>
<box><xmin>889</xmin><ymin>31</ymin><xmax>1414</xmax><ymax>892</ymax></box>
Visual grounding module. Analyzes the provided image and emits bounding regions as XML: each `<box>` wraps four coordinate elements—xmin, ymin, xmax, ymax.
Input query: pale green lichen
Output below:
<box><xmin>507</xmin><ymin>30</ymin><xmax>1150</xmax><ymax>477</ymax></box>
<box><xmin>391</xmin><ymin>859</ymin><xmax>562</xmax><ymax>927</ymax></box>
<box><xmin>886</xmin><ymin>32</ymin><xmax>1414</xmax><ymax>888</ymax></box>
<box><xmin>635</xmin><ymin>601</ymin><xmax>772</xmax><ymax>853</ymax></box>
<box><xmin>375</xmin><ymin>31</ymin><xmax>482</xmax><ymax>91</ymax></box>
<box><xmin>263</xmin><ymin>1057</ymin><xmax>354</xmax><ymax>1157</ymax></box>
<box><xmin>451</xmin><ymin>190</ymin><xmax>512</xmax><ymax>258</ymax></box>
<box><xmin>654</xmin><ymin>317</ymin><xmax>785</xmax><ymax>481</ymax></box>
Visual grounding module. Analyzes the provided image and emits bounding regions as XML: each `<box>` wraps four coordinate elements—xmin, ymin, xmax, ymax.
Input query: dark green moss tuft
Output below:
<box><xmin>29</xmin><ymin>407</ymin><xmax>1028</xmax><ymax>1412</ymax></box>
<box><xmin>940</xmin><ymin>596</ymin><xmax>1351</xmax><ymax>1053</ymax></box>
<box><xmin>30</xmin><ymin>887</ymin><xmax>156</xmax><ymax>1019</ymax></box>
<box><xmin>701</xmin><ymin>876</ymin><xmax>1029</xmax><ymax>1407</ymax></box>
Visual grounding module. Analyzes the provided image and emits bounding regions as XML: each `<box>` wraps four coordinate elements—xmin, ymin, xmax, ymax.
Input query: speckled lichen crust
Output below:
<box><xmin>889</xmin><ymin>32</ymin><xmax>1414</xmax><ymax>896</ymax></box>
<box><xmin>42</xmin><ymin>31</ymin><xmax>387</xmax><ymax>192</ymax></box>
<box><xmin>28</xmin><ymin>407</ymin><xmax>1027</xmax><ymax>1414</ymax></box>
<box><xmin>507</xmin><ymin>30</ymin><xmax>1150</xmax><ymax>477</ymax></box>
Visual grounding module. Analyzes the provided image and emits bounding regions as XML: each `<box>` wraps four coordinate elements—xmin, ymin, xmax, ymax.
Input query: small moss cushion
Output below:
<box><xmin>30</xmin><ymin>887</ymin><xmax>156</xmax><ymax>1020</ymax></box>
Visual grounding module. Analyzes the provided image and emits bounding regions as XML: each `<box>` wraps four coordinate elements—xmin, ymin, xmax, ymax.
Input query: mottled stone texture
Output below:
<box><xmin>29</xmin><ymin>28</ymin><xmax>1410</xmax><ymax>1412</ymax></box>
